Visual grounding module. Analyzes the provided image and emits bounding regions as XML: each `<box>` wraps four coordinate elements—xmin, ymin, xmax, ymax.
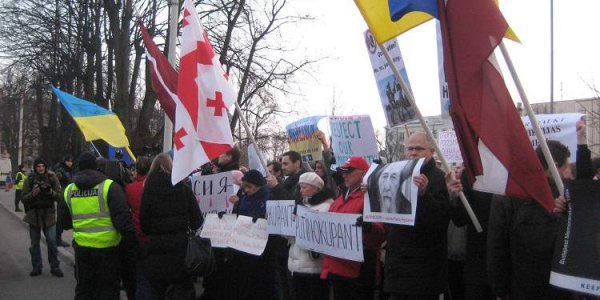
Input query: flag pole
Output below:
<box><xmin>89</xmin><ymin>142</ymin><xmax>103</xmax><ymax>158</ymax></box>
<box><xmin>378</xmin><ymin>43</ymin><xmax>483</xmax><ymax>232</ymax></box>
<box><xmin>233</xmin><ymin>102</ymin><xmax>269</xmax><ymax>173</ymax></box>
<box><xmin>498</xmin><ymin>42</ymin><xmax>564</xmax><ymax>196</ymax></box>
<box><xmin>162</xmin><ymin>0</ymin><xmax>179</xmax><ymax>153</ymax></box>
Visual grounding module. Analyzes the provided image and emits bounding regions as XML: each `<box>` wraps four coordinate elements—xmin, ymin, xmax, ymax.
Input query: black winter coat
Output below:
<box><xmin>486</xmin><ymin>144</ymin><xmax>593</xmax><ymax>300</ymax></box>
<box><xmin>140</xmin><ymin>171</ymin><xmax>202</xmax><ymax>281</ymax></box>
<box><xmin>384</xmin><ymin>158</ymin><xmax>451</xmax><ymax>295</ymax></box>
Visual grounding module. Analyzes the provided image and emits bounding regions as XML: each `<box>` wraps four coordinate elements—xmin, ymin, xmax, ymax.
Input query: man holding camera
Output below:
<box><xmin>21</xmin><ymin>157</ymin><xmax>64</xmax><ymax>277</ymax></box>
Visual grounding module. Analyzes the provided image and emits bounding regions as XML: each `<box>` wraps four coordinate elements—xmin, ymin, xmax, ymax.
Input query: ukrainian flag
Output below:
<box><xmin>356</xmin><ymin>0</ymin><xmax>519</xmax><ymax>44</ymax></box>
<box><xmin>51</xmin><ymin>85</ymin><xmax>130</xmax><ymax>148</ymax></box>
<box><xmin>354</xmin><ymin>0</ymin><xmax>436</xmax><ymax>44</ymax></box>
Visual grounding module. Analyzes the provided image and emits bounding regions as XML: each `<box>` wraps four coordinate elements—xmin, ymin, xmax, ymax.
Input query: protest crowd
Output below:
<box><xmin>7</xmin><ymin>0</ymin><xmax>600</xmax><ymax>300</ymax></box>
<box><xmin>15</xmin><ymin>117</ymin><xmax>600</xmax><ymax>300</ymax></box>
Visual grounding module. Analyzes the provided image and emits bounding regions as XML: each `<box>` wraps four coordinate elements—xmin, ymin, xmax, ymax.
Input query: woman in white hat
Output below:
<box><xmin>288</xmin><ymin>172</ymin><xmax>336</xmax><ymax>300</ymax></box>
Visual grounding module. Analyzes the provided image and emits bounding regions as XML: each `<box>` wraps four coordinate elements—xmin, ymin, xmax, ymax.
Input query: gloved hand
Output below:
<box><xmin>355</xmin><ymin>216</ymin><xmax>372</xmax><ymax>232</ymax></box>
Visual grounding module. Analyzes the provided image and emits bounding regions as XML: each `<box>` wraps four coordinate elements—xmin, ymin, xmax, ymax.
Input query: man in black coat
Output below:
<box><xmin>267</xmin><ymin>150</ymin><xmax>306</xmax><ymax>202</ymax></box>
<box><xmin>486</xmin><ymin>140</ymin><xmax>578</xmax><ymax>300</ymax></box>
<box><xmin>385</xmin><ymin>132</ymin><xmax>452</xmax><ymax>300</ymax></box>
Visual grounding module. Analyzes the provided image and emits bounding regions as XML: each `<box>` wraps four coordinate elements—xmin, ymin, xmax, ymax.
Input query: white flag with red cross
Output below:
<box><xmin>172</xmin><ymin>0</ymin><xmax>234</xmax><ymax>184</ymax></box>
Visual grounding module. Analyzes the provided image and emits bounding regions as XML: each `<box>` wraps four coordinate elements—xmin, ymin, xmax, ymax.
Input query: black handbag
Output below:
<box><xmin>183</xmin><ymin>194</ymin><xmax>216</xmax><ymax>277</ymax></box>
<box><xmin>184</xmin><ymin>228</ymin><xmax>216</xmax><ymax>277</ymax></box>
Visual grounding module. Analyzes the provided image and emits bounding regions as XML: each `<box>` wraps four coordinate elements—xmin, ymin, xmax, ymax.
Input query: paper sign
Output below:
<box><xmin>438</xmin><ymin>130</ymin><xmax>463</xmax><ymax>164</ymax></box>
<box><xmin>285</xmin><ymin>115</ymin><xmax>328</xmax><ymax>162</ymax></box>
<box><xmin>229</xmin><ymin>215</ymin><xmax>269</xmax><ymax>256</ymax></box>
<box><xmin>329</xmin><ymin>115</ymin><xmax>379</xmax><ymax>164</ymax></box>
<box><xmin>521</xmin><ymin>113</ymin><xmax>584</xmax><ymax>163</ymax></box>
<box><xmin>199</xmin><ymin>213</ymin><xmax>237</xmax><ymax>248</ymax></box>
<box><xmin>365</xmin><ymin>30</ymin><xmax>416</xmax><ymax>127</ymax></box>
<box><xmin>363</xmin><ymin>159</ymin><xmax>424</xmax><ymax>226</ymax></box>
<box><xmin>267</xmin><ymin>200</ymin><xmax>297</xmax><ymax>236</ymax></box>
<box><xmin>191</xmin><ymin>171</ymin><xmax>236</xmax><ymax>216</ymax></box>
<box><xmin>295</xmin><ymin>205</ymin><xmax>364</xmax><ymax>262</ymax></box>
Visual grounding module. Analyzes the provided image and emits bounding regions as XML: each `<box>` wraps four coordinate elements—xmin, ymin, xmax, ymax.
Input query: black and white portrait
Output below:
<box><xmin>368</xmin><ymin>160</ymin><xmax>420</xmax><ymax>215</ymax></box>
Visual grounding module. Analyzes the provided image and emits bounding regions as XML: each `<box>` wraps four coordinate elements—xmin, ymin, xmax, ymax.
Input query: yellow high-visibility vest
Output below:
<box><xmin>15</xmin><ymin>171</ymin><xmax>25</xmax><ymax>190</ymax></box>
<box><xmin>63</xmin><ymin>179</ymin><xmax>121</xmax><ymax>248</ymax></box>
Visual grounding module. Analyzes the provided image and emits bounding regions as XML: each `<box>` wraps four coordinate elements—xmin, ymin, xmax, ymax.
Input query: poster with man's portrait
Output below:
<box><xmin>363</xmin><ymin>158</ymin><xmax>424</xmax><ymax>226</ymax></box>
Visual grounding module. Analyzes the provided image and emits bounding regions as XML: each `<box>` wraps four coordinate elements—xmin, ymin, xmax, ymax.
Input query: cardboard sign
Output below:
<box><xmin>295</xmin><ymin>205</ymin><xmax>364</xmax><ymax>262</ymax></box>
<box><xmin>365</xmin><ymin>30</ymin><xmax>416</xmax><ymax>127</ymax></box>
<box><xmin>266</xmin><ymin>200</ymin><xmax>297</xmax><ymax>236</ymax></box>
<box><xmin>363</xmin><ymin>159</ymin><xmax>424</xmax><ymax>226</ymax></box>
<box><xmin>329</xmin><ymin>115</ymin><xmax>379</xmax><ymax>164</ymax></box>
<box><xmin>550</xmin><ymin>180</ymin><xmax>600</xmax><ymax>296</ymax></box>
<box><xmin>285</xmin><ymin>115</ymin><xmax>328</xmax><ymax>162</ymax></box>
<box><xmin>229</xmin><ymin>216</ymin><xmax>269</xmax><ymax>256</ymax></box>
<box><xmin>191</xmin><ymin>171</ymin><xmax>236</xmax><ymax>216</ymax></box>
<box><xmin>199</xmin><ymin>213</ymin><xmax>237</xmax><ymax>248</ymax></box>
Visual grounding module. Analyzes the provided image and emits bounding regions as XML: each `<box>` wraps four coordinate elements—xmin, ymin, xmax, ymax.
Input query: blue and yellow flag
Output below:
<box><xmin>354</xmin><ymin>0</ymin><xmax>437</xmax><ymax>44</ymax></box>
<box><xmin>51</xmin><ymin>85</ymin><xmax>130</xmax><ymax>148</ymax></box>
<box><xmin>108</xmin><ymin>146</ymin><xmax>136</xmax><ymax>166</ymax></box>
<box><xmin>356</xmin><ymin>0</ymin><xmax>519</xmax><ymax>44</ymax></box>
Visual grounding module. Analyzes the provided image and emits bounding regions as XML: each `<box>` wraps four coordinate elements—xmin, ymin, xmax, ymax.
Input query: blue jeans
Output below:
<box><xmin>29</xmin><ymin>224</ymin><xmax>59</xmax><ymax>271</ymax></box>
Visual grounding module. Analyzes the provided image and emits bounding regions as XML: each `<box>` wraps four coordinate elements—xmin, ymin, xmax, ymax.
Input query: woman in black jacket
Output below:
<box><xmin>140</xmin><ymin>153</ymin><xmax>202</xmax><ymax>299</ymax></box>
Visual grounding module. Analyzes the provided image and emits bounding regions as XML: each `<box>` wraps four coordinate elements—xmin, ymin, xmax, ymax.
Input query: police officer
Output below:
<box><xmin>14</xmin><ymin>164</ymin><xmax>26</xmax><ymax>211</ymax></box>
<box><xmin>60</xmin><ymin>152</ymin><xmax>137</xmax><ymax>299</ymax></box>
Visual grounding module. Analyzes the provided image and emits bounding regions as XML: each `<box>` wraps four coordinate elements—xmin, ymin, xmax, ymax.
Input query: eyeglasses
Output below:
<box><xmin>405</xmin><ymin>146</ymin><xmax>426</xmax><ymax>151</ymax></box>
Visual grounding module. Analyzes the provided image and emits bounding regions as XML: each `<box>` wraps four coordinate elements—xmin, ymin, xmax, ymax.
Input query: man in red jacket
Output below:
<box><xmin>321</xmin><ymin>156</ymin><xmax>385</xmax><ymax>300</ymax></box>
<box><xmin>124</xmin><ymin>156</ymin><xmax>152</xmax><ymax>299</ymax></box>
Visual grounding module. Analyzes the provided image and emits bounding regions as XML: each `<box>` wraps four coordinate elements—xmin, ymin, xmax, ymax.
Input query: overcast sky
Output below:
<box><xmin>282</xmin><ymin>0</ymin><xmax>600</xmax><ymax>132</ymax></box>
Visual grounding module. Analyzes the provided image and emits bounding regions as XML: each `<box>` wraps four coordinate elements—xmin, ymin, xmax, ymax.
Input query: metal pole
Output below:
<box><xmin>550</xmin><ymin>0</ymin><xmax>554</xmax><ymax>113</ymax></box>
<box><xmin>18</xmin><ymin>94</ymin><xmax>24</xmax><ymax>165</ymax></box>
<box><xmin>162</xmin><ymin>0</ymin><xmax>179</xmax><ymax>152</ymax></box>
<box><xmin>379</xmin><ymin>42</ymin><xmax>482</xmax><ymax>232</ymax></box>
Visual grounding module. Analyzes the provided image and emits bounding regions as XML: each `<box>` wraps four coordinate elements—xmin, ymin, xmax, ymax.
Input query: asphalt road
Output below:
<box><xmin>0</xmin><ymin>202</ymin><xmax>76</xmax><ymax>300</ymax></box>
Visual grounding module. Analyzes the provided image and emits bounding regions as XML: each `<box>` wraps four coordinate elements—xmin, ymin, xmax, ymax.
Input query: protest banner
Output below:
<box><xmin>438</xmin><ymin>130</ymin><xmax>463</xmax><ymax>164</ymax></box>
<box><xmin>521</xmin><ymin>113</ymin><xmax>584</xmax><ymax>162</ymax></box>
<box><xmin>329</xmin><ymin>115</ymin><xmax>379</xmax><ymax>164</ymax></box>
<box><xmin>435</xmin><ymin>113</ymin><xmax>583</xmax><ymax>165</ymax></box>
<box><xmin>266</xmin><ymin>200</ymin><xmax>296</xmax><ymax>236</ymax></box>
<box><xmin>285</xmin><ymin>115</ymin><xmax>328</xmax><ymax>162</ymax></box>
<box><xmin>364</xmin><ymin>30</ymin><xmax>415</xmax><ymax>127</ymax></box>
<box><xmin>229</xmin><ymin>216</ymin><xmax>269</xmax><ymax>256</ymax></box>
<box><xmin>363</xmin><ymin>159</ymin><xmax>424</xmax><ymax>226</ymax></box>
<box><xmin>199</xmin><ymin>213</ymin><xmax>237</xmax><ymax>248</ymax></box>
<box><xmin>191</xmin><ymin>171</ymin><xmax>236</xmax><ymax>216</ymax></box>
<box><xmin>295</xmin><ymin>205</ymin><xmax>364</xmax><ymax>262</ymax></box>
<box><xmin>550</xmin><ymin>180</ymin><xmax>600</xmax><ymax>296</ymax></box>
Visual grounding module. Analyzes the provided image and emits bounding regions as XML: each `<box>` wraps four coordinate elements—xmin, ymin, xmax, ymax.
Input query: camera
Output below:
<box><xmin>34</xmin><ymin>178</ymin><xmax>52</xmax><ymax>195</ymax></box>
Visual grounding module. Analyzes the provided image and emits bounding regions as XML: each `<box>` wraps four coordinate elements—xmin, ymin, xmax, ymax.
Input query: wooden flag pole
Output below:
<box><xmin>233</xmin><ymin>102</ymin><xmax>269</xmax><ymax>174</ymax></box>
<box><xmin>499</xmin><ymin>42</ymin><xmax>564</xmax><ymax>196</ymax></box>
<box><xmin>379</xmin><ymin>42</ymin><xmax>483</xmax><ymax>232</ymax></box>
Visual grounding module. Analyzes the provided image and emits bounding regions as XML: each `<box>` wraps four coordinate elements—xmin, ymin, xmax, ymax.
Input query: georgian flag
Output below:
<box><xmin>171</xmin><ymin>0</ymin><xmax>234</xmax><ymax>184</ymax></box>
